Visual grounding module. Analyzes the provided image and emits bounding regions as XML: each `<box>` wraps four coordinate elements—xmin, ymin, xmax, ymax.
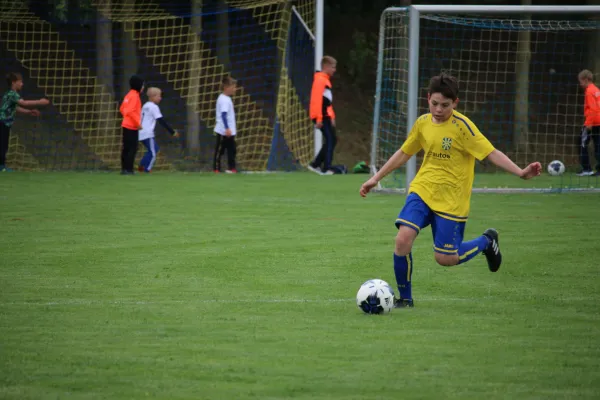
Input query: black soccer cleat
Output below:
<box><xmin>482</xmin><ymin>228</ymin><xmax>502</xmax><ymax>272</ymax></box>
<box><xmin>394</xmin><ymin>298</ymin><xmax>414</xmax><ymax>308</ymax></box>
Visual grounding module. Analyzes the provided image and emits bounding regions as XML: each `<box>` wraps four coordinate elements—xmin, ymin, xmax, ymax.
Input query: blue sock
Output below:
<box><xmin>457</xmin><ymin>235</ymin><xmax>490</xmax><ymax>265</ymax></box>
<box><xmin>393</xmin><ymin>253</ymin><xmax>413</xmax><ymax>299</ymax></box>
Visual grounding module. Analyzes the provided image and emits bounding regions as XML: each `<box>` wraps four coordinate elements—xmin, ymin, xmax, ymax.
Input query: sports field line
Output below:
<box><xmin>0</xmin><ymin>296</ymin><xmax>592</xmax><ymax>306</ymax></box>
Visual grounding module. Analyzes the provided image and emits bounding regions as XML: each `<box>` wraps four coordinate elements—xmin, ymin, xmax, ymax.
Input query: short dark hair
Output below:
<box><xmin>6</xmin><ymin>72</ymin><xmax>22</xmax><ymax>88</ymax></box>
<box><xmin>129</xmin><ymin>74</ymin><xmax>144</xmax><ymax>92</ymax></box>
<box><xmin>428</xmin><ymin>73</ymin><xmax>459</xmax><ymax>101</ymax></box>
<box><xmin>222</xmin><ymin>76</ymin><xmax>237</xmax><ymax>89</ymax></box>
<box><xmin>579</xmin><ymin>69</ymin><xmax>594</xmax><ymax>82</ymax></box>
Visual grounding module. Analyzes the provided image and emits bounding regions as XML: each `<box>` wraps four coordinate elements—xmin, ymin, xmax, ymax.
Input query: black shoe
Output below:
<box><xmin>482</xmin><ymin>228</ymin><xmax>502</xmax><ymax>272</ymax></box>
<box><xmin>394</xmin><ymin>298</ymin><xmax>414</xmax><ymax>308</ymax></box>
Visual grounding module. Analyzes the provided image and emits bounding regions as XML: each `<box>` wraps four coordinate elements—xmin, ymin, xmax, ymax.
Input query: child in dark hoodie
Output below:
<box><xmin>119</xmin><ymin>75</ymin><xmax>144</xmax><ymax>175</ymax></box>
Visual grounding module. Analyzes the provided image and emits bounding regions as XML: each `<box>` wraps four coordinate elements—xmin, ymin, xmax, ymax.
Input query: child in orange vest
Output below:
<box><xmin>308</xmin><ymin>56</ymin><xmax>337</xmax><ymax>175</ymax></box>
<box><xmin>119</xmin><ymin>75</ymin><xmax>144</xmax><ymax>175</ymax></box>
<box><xmin>577</xmin><ymin>69</ymin><xmax>600</xmax><ymax>176</ymax></box>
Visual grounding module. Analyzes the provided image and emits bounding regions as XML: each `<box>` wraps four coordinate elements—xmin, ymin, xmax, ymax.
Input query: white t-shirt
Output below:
<box><xmin>139</xmin><ymin>102</ymin><xmax>163</xmax><ymax>141</ymax></box>
<box><xmin>214</xmin><ymin>94</ymin><xmax>236</xmax><ymax>136</ymax></box>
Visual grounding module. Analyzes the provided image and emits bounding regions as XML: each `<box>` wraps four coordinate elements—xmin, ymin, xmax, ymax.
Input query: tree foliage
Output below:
<box><xmin>45</xmin><ymin>0</ymin><xmax>94</xmax><ymax>24</ymax></box>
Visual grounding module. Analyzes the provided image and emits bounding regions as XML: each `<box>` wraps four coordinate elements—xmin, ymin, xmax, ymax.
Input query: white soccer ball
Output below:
<box><xmin>547</xmin><ymin>160</ymin><xmax>565</xmax><ymax>176</ymax></box>
<box><xmin>356</xmin><ymin>279</ymin><xmax>395</xmax><ymax>314</ymax></box>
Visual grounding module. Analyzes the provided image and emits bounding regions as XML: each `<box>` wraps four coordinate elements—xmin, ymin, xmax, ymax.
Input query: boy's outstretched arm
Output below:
<box><xmin>360</xmin><ymin>149</ymin><xmax>412</xmax><ymax>197</ymax></box>
<box><xmin>18</xmin><ymin>98</ymin><xmax>49</xmax><ymax>108</ymax></box>
<box><xmin>486</xmin><ymin>149</ymin><xmax>541</xmax><ymax>179</ymax></box>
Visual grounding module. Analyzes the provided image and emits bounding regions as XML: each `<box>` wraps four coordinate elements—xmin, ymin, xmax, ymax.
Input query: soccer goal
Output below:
<box><xmin>370</xmin><ymin>5</ymin><xmax>600</xmax><ymax>193</ymax></box>
<box><xmin>0</xmin><ymin>0</ymin><xmax>317</xmax><ymax>172</ymax></box>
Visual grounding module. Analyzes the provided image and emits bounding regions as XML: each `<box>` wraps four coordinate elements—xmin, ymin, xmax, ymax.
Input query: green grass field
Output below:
<box><xmin>1</xmin><ymin>172</ymin><xmax>599</xmax><ymax>399</ymax></box>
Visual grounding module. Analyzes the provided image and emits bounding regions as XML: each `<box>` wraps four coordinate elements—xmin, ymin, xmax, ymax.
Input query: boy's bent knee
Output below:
<box><xmin>435</xmin><ymin>253</ymin><xmax>459</xmax><ymax>266</ymax></box>
<box><xmin>395</xmin><ymin>226</ymin><xmax>418</xmax><ymax>255</ymax></box>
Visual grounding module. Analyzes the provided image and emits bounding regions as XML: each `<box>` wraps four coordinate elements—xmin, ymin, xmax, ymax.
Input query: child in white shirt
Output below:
<box><xmin>138</xmin><ymin>87</ymin><xmax>179</xmax><ymax>173</ymax></box>
<box><xmin>213</xmin><ymin>77</ymin><xmax>237</xmax><ymax>173</ymax></box>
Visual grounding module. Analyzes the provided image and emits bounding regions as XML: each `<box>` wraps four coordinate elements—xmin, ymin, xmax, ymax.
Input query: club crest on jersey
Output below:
<box><xmin>442</xmin><ymin>137</ymin><xmax>452</xmax><ymax>151</ymax></box>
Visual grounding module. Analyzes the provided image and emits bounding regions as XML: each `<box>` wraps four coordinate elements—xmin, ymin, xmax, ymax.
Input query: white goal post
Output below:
<box><xmin>370</xmin><ymin>5</ymin><xmax>600</xmax><ymax>192</ymax></box>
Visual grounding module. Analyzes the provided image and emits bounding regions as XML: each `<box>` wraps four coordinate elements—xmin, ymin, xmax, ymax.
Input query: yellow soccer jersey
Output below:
<box><xmin>400</xmin><ymin>111</ymin><xmax>495</xmax><ymax>219</ymax></box>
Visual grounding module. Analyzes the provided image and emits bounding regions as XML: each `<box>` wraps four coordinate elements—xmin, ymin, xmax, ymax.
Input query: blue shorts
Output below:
<box><xmin>395</xmin><ymin>193</ymin><xmax>467</xmax><ymax>255</ymax></box>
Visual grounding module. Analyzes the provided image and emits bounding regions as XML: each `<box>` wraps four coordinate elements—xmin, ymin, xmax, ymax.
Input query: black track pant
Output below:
<box><xmin>121</xmin><ymin>127</ymin><xmax>139</xmax><ymax>173</ymax></box>
<box><xmin>310</xmin><ymin>119</ymin><xmax>337</xmax><ymax>172</ymax></box>
<box><xmin>580</xmin><ymin>126</ymin><xmax>600</xmax><ymax>171</ymax></box>
<box><xmin>0</xmin><ymin>122</ymin><xmax>10</xmax><ymax>167</ymax></box>
<box><xmin>213</xmin><ymin>134</ymin><xmax>237</xmax><ymax>171</ymax></box>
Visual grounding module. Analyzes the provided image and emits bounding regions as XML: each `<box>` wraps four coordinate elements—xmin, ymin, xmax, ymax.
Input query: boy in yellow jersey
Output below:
<box><xmin>359</xmin><ymin>73</ymin><xmax>542</xmax><ymax>308</ymax></box>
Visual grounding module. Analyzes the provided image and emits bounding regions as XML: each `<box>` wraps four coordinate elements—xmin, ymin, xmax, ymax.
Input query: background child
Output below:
<box><xmin>577</xmin><ymin>69</ymin><xmax>600</xmax><ymax>176</ymax></box>
<box><xmin>119</xmin><ymin>74</ymin><xmax>144</xmax><ymax>175</ymax></box>
<box><xmin>0</xmin><ymin>72</ymin><xmax>49</xmax><ymax>172</ymax></box>
<box><xmin>138</xmin><ymin>87</ymin><xmax>179</xmax><ymax>173</ymax></box>
<box><xmin>308</xmin><ymin>55</ymin><xmax>337</xmax><ymax>176</ymax></box>
<box><xmin>213</xmin><ymin>77</ymin><xmax>237</xmax><ymax>174</ymax></box>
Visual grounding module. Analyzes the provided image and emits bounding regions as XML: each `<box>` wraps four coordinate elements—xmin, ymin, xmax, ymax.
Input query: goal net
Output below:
<box><xmin>0</xmin><ymin>0</ymin><xmax>315</xmax><ymax>171</ymax></box>
<box><xmin>371</xmin><ymin>6</ymin><xmax>600</xmax><ymax>192</ymax></box>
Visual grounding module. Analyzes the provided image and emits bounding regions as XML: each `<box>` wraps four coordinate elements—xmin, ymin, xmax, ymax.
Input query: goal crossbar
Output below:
<box><xmin>410</xmin><ymin>5</ymin><xmax>600</xmax><ymax>14</ymax></box>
